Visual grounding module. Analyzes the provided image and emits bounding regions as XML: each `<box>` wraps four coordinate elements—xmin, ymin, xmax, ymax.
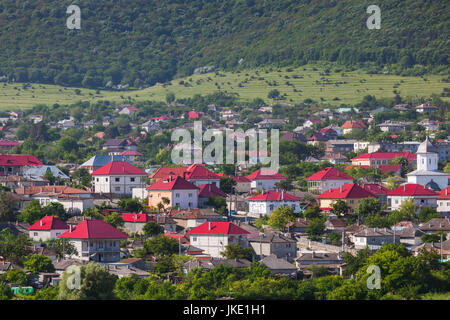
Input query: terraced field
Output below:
<box><xmin>0</xmin><ymin>64</ymin><xmax>448</xmax><ymax>110</ymax></box>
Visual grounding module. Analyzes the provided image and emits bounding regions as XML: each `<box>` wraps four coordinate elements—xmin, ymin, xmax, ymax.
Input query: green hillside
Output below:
<box><xmin>0</xmin><ymin>0</ymin><xmax>448</xmax><ymax>89</ymax></box>
<box><xmin>0</xmin><ymin>64</ymin><xmax>448</xmax><ymax>109</ymax></box>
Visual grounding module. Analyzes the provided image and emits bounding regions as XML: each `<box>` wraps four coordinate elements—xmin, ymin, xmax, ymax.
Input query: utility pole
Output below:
<box><xmin>441</xmin><ymin>232</ymin><xmax>443</xmax><ymax>262</ymax></box>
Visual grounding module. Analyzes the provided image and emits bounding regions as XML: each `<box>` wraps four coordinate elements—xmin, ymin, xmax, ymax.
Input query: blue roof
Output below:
<box><xmin>81</xmin><ymin>155</ymin><xmax>132</xmax><ymax>168</ymax></box>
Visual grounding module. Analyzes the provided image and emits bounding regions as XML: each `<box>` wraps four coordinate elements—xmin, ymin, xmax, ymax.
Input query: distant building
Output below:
<box><xmin>248</xmin><ymin>231</ymin><xmax>297</xmax><ymax>259</ymax></box>
<box><xmin>246</xmin><ymin>168</ymin><xmax>287</xmax><ymax>192</ymax></box>
<box><xmin>316</xmin><ymin>183</ymin><xmax>376</xmax><ymax>213</ymax></box>
<box><xmin>353</xmin><ymin>228</ymin><xmax>400</xmax><ymax>250</ymax></box>
<box><xmin>387</xmin><ymin>184</ymin><xmax>438</xmax><ymax>212</ymax></box>
<box><xmin>28</xmin><ymin>216</ymin><xmax>69</xmax><ymax>242</ymax></box>
<box><xmin>306</xmin><ymin>167</ymin><xmax>353</xmax><ymax>194</ymax></box>
<box><xmin>247</xmin><ymin>190</ymin><xmax>301</xmax><ymax>218</ymax></box>
<box><xmin>415</xmin><ymin>103</ymin><xmax>437</xmax><ymax>113</ymax></box>
<box><xmin>147</xmin><ymin>175</ymin><xmax>199</xmax><ymax>209</ymax></box>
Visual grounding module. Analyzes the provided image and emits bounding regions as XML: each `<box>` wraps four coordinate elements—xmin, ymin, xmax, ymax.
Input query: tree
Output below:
<box><xmin>143</xmin><ymin>234</ymin><xmax>178</xmax><ymax>256</ymax></box>
<box><xmin>3</xmin><ymin>269</ymin><xmax>28</xmax><ymax>285</ymax></box>
<box><xmin>205</xmin><ymin>196</ymin><xmax>228</xmax><ymax>214</ymax></box>
<box><xmin>18</xmin><ymin>199</ymin><xmax>45</xmax><ymax>224</ymax></box>
<box><xmin>328</xmin><ymin>232</ymin><xmax>342</xmax><ymax>245</ymax></box>
<box><xmin>355</xmin><ymin>198</ymin><xmax>382</xmax><ymax>218</ymax></box>
<box><xmin>118</xmin><ymin>198</ymin><xmax>143</xmax><ymax>213</ymax></box>
<box><xmin>83</xmin><ymin>207</ymin><xmax>104</xmax><ymax>219</ymax></box>
<box><xmin>267</xmin><ymin>206</ymin><xmax>295</xmax><ymax>231</ymax></box>
<box><xmin>72</xmin><ymin>168</ymin><xmax>92</xmax><ymax>187</ymax></box>
<box><xmin>303</xmin><ymin>206</ymin><xmax>321</xmax><ymax>219</ymax></box>
<box><xmin>23</xmin><ymin>254</ymin><xmax>55</xmax><ymax>274</ymax></box>
<box><xmin>0</xmin><ymin>191</ymin><xmax>18</xmax><ymax>222</ymax></box>
<box><xmin>418</xmin><ymin>207</ymin><xmax>441</xmax><ymax>223</ymax></box>
<box><xmin>166</xmin><ymin>92</ymin><xmax>175</xmax><ymax>104</ymax></box>
<box><xmin>385</xmin><ymin>176</ymin><xmax>400</xmax><ymax>190</ymax></box>
<box><xmin>142</xmin><ymin>221</ymin><xmax>164</xmax><ymax>237</ymax></box>
<box><xmin>103</xmin><ymin>212</ymin><xmax>124</xmax><ymax>228</ymax></box>
<box><xmin>45</xmin><ymin>238</ymin><xmax>78</xmax><ymax>260</ymax></box>
<box><xmin>396</xmin><ymin>199</ymin><xmax>418</xmax><ymax>222</ymax></box>
<box><xmin>274</xmin><ymin>179</ymin><xmax>294</xmax><ymax>191</ymax></box>
<box><xmin>221</xmin><ymin>244</ymin><xmax>254</xmax><ymax>261</ymax></box>
<box><xmin>421</xmin><ymin>232</ymin><xmax>447</xmax><ymax>243</ymax></box>
<box><xmin>59</xmin><ymin>262</ymin><xmax>118</xmax><ymax>300</ymax></box>
<box><xmin>0</xmin><ymin>283</ymin><xmax>12</xmax><ymax>300</ymax></box>
<box><xmin>43</xmin><ymin>170</ymin><xmax>55</xmax><ymax>185</ymax></box>
<box><xmin>331</xmin><ymin>199</ymin><xmax>351</xmax><ymax>216</ymax></box>
<box><xmin>42</xmin><ymin>202</ymin><xmax>68</xmax><ymax>221</ymax></box>
<box><xmin>305</xmin><ymin>217</ymin><xmax>325</xmax><ymax>241</ymax></box>
<box><xmin>219</xmin><ymin>176</ymin><xmax>236</xmax><ymax>194</ymax></box>
<box><xmin>0</xmin><ymin>228</ymin><xmax>31</xmax><ymax>266</ymax></box>
<box><xmin>268</xmin><ymin>89</ymin><xmax>280</xmax><ymax>100</ymax></box>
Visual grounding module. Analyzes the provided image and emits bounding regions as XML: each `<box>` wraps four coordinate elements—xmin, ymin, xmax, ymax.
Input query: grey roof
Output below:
<box><xmin>420</xmin><ymin>218</ymin><xmax>450</xmax><ymax>231</ymax></box>
<box><xmin>184</xmin><ymin>258</ymin><xmax>251</xmax><ymax>271</ymax></box>
<box><xmin>296</xmin><ymin>252</ymin><xmax>343</xmax><ymax>262</ymax></box>
<box><xmin>417</xmin><ymin>136</ymin><xmax>438</xmax><ymax>154</ymax></box>
<box><xmin>80</xmin><ymin>155</ymin><xmax>131</xmax><ymax>168</ymax></box>
<box><xmin>248</xmin><ymin>231</ymin><xmax>296</xmax><ymax>244</ymax></box>
<box><xmin>407</xmin><ymin>170</ymin><xmax>448</xmax><ymax>177</ymax></box>
<box><xmin>354</xmin><ymin>227</ymin><xmax>396</xmax><ymax>237</ymax></box>
<box><xmin>24</xmin><ymin>165</ymin><xmax>69</xmax><ymax>180</ymax></box>
<box><xmin>394</xmin><ymin>227</ymin><xmax>425</xmax><ymax>238</ymax></box>
<box><xmin>260</xmin><ymin>255</ymin><xmax>297</xmax><ymax>270</ymax></box>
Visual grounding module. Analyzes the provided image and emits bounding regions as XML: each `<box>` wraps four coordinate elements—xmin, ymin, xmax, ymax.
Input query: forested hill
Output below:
<box><xmin>0</xmin><ymin>0</ymin><xmax>448</xmax><ymax>89</ymax></box>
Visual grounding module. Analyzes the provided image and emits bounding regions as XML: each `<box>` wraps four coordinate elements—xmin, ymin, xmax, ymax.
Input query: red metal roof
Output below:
<box><xmin>341</xmin><ymin>120</ymin><xmax>366</xmax><ymax>129</ymax></box>
<box><xmin>91</xmin><ymin>161</ymin><xmax>148</xmax><ymax>176</ymax></box>
<box><xmin>306</xmin><ymin>167</ymin><xmax>353</xmax><ymax>180</ymax></box>
<box><xmin>246</xmin><ymin>168</ymin><xmax>287</xmax><ymax>180</ymax></box>
<box><xmin>188</xmin><ymin>111</ymin><xmax>201</xmax><ymax>119</ymax></box>
<box><xmin>387</xmin><ymin>184</ymin><xmax>439</xmax><ymax>196</ymax></box>
<box><xmin>352</xmin><ymin>152</ymin><xmax>416</xmax><ymax>160</ymax></box>
<box><xmin>230</xmin><ymin>175</ymin><xmax>251</xmax><ymax>183</ymax></box>
<box><xmin>28</xmin><ymin>216</ymin><xmax>69</xmax><ymax>231</ymax></box>
<box><xmin>121</xmin><ymin>213</ymin><xmax>152</xmax><ymax>223</ymax></box>
<box><xmin>316</xmin><ymin>183</ymin><xmax>376</xmax><ymax>199</ymax></box>
<box><xmin>198</xmin><ymin>184</ymin><xmax>227</xmax><ymax>198</ymax></box>
<box><xmin>377</xmin><ymin>164</ymin><xmax>402</xmax><ymax>174</ymax></box>
<box><xmin>0</xmin><ymin>154</ymin><xmax>42</xmax><ymax>166</ymax></box>
<box><xmin>248</xmin><ymin>190</ymin><xmax>300</xmax><ymax>201</ymax></box>
<box><xmin>185</xmin><ymin>164</ymin><xmax>221</xmax><ymax>180</ymax></box>
<box><xmin>146</xmin><ymin>175</ymin><xmax>198</xmax><ymax>191</ymax></box>
<box><xmin>187</xmin><ymin>222</ymin><xmax>250</xmax><ymax>235</ymax></box>
<box><xmin>58</xmin><ymin>220</ymin><xmax>128</xmax><ymax>239</ymax></box>
<box><xmin>360</xmin><ymin>184</ymin><xmax>391</xmax><ymax>195</ymax></box>
<box><xmin>120</xmin><ymin>150</ymin><xmax>143</xmax><ymax>156</ymax></box>
<box><xmin>0</xmin><ymin>141</ymin><xmax>20</xmax><ymax>147</ymax></box>
<box><xmin>438</xmin><ymin>187</ymin><xmax>450</xmax><ymax>199</ymax></box>
<box><xmin>150</xmin><ymin>166</ymin><xmax>187</xmax><ymax>179</ymax></box>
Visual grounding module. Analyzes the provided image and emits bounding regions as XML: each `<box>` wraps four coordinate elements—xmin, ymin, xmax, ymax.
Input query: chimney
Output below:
<box><xmin>69</xmin><ymin>225</ymin><xmax>73</xmax><ymax>232</ymax></box>
<box><xmin>312</xmin><ymin>251</ymin><xmax>315</xmax><ymax>258</ymax></box>
<box><xmin>208</xmin><ymin>222</ymin><xmax>212</xmax><ymax>230</ymax></box>
<box><xmin>340</xmin><ymin>185</ymin><xmax>343</xmax><ymax>193</ymax></box>
<box><xmin>40</xmin><ymin>220</ymin><xmax>43</xmax><ymax>226</ymax></box>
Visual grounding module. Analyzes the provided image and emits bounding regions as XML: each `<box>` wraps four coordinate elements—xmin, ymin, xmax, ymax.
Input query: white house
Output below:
<box><xmin>187</xmin><ymin>221</ymin><xmax>250</xmax><ymax>258</ymax></box>
<box><xmin>146</xmin><ymin>175</ymin><xmax>199</xmax><ymax>209</ymax></box>
<box><xmin>247</xmin><ymin>190</ymin><xmax>301</xmax><ymax>218</ymax></box>
<box><xmin>306</xmin><ymin>167</ymin><xmax>353</xmax><ymax>194</ymax></box>
<box><xmin>58</xmin><ymin>219</ymin><xmax>128</xmax><ymax>263</ymax></box>
<box><xmin>28</xmin><ymin>216</ymin><xmax>69</xmax><ymax>242</ymax></box>
<box><xmin>183</xmin><ymin>164</ymin><xmax>221</xmax><ymax>188</ymax></box>
<box><xmin>387</xmin><ymin>184</ymin><xmax>438</xmax><ymax>212</ymax></box>
<box><xmin>246</xmin><ymin>168</ymin><xmax>287</xmax><ymax>192</ymax></box>
<box><xmin>91</xmin><ymin>161</ymin><xmax>148</xmax><ymax>196</ymax></box>
<box><xmin>353</xmin><ymin>228</ymin><xmax>400</xmax><ymax>250</ymax></box>
<box><xmin>438</xmin><ymin>187</ymin><xmax>450</xmax><ymax>215</ymax></box>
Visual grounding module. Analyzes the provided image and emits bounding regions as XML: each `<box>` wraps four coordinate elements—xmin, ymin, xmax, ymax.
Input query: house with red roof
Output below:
<box><xmin>119</xmin><ymin>105</ymin><xmax>138</xmax><ymax>115</ymax></box>
<box><xmin>121</xmin><ymin>213</ymin><xmax>154</xmax><ymax>234</ymax></box>
<box><xmin>387</xmin><ymin>184</ymin><xmax>438</xmax><ymax>211</ymax></box>
<box><xmin>247</xmin><ymin>190</ymin><xmax>301</xmax><ymax>217</ymax></box>
<box><xmin>316</xmin><ymin>183</ymin><xmax>376</xmax><ymax>214</ymax></box>
<box><xmin>187</xmin><ymin>110</ymin><xmax>201</xmax><ymax>119</ymax></box>
<box><xmin>229</xmin><ymin>175</ymin><xmax>251</xmax><ymax>193</ymax></box>
<box><xmin>438</xmin><ymin>186</ymin><xmax>450</xmax><ymax>215</ymax></box>
<box><xmin>147</xmin><ymin>175</ymin><xmax>198</xmax><ymax>209</ymax></box>
<box><xmin>0</xmin><ymin>140</ymin><xmax>20</xmax><ymax>151</ymax></box>
<box><xmin>149</xmin><ymin>166</ymin><xmax>188</xmax><ymax>183</ymax></box>
<box><xmin>28</xmin><ymin>216</ymin><xmax>69</xmax><ymax>242</ymax></box>
<box><xmin>341</xmin><ymin>120</ymin><xmax>367</xmax><ymax>134</ymax></box>
<box><xmin>198</xmin><ymin>184</ymin><xmax>227</xmax><ymax>207</ymax></box>
<box><xmin>246</xmin><ymin>168</ymin><xmax>287</xmax><ymax>192</ymax></box>
<box><xmin>306</xmin><ymin>167</ymin><xmax>353</xmax><ymax>194</ymax></box>
<box><xmin>183</xmin><ymin>164</ymin><xmax>221</xmax><ymax>187</ymax></box>
<box><xmin>91</xmin><ymin>161</ymin><xmax>148</xmax><ymax>196</ymax></box>
<box><xmin>351</xmin><ymin>152</ymin><xmax>416</xmax><ymax>169</ymax></box>
<box><xmin>120</xmin><ymin>150</ymin><xmax>143</xmax><ymax>162</ymax></box>
<box><xmin>0</xmin><ymin>154</ymin><xmax>42</xmax><ymax>175</ymax></box>
<box><xmin>58</xmin><ymin>219</ymin><xmax>128</xmax><ymax>263</ymax></box>
<box><xmin>360</xmin><ymin>183</ymin><xmax>391</xmax><ymax>206</ymax></box>
<box><xmin>187</xmin><ymin>221</ymin><xmax>250</xmax><ymax>258</ymax></box>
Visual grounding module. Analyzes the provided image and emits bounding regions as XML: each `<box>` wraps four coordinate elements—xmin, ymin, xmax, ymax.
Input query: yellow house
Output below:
<box><xmin>316</xmin><ymin>183</ymin><xmax>376</xmax><ymax>213</ymax></box>
<box><xmin>146</xmin><ymin>175</ymin><xmax>198</xmax><ymax>209</ymax></box>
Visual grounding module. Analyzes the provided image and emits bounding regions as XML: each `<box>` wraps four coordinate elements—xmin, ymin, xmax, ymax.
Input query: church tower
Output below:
<box><xmin>416</xmin><ymin>136</ymin><xmax>438</xmax><ymax>171</ymax></box>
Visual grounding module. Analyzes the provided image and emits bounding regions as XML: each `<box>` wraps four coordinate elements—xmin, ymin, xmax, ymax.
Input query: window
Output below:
<box><xmin>130</xmin><ymin>177</ymin><xmax>135</xmax><ymax>182</ymax></box>
<box><xmin>96</xmin><ymin>178</ymin><xmax>99</xmax><ymax>182</ymax></box>
<box><xmin>115</xmin><ymin>178</ymin><xmax>120</xmax><ymax>182</ymax></box>
<box><xmin>115</xmin><ymin>187</ymin><xmax>121</xmax><ymax>191</ymax></box>
<box><xmin>175</xmin><ymin>193</ymin><xmax>180</xmax><ymax>198</ymax></box>
<box><xmin>349</xmin><ymin>200</ymin><xmax>354</xmax><ymax>204</ymax></box>
<box><xmin>105</xmin><ymin>178</ymin><xmax>108</xmax><ymax>182</ymax></box>
<box><xmin>192</xmin><ymin>237</ymin><xmax>197</xmax><ymax>242</ymax></box>
<box><xmin>189</xmin><ymin>193</ymin><xmax>192</xmax><ymax>197</ymax></box>
<box><xmin>34</xmin><ymin>232</ymin><xmax>38</xmax><ymax>236</ymax></box>
<box><xmin>269</xmin><ymin>205</ymin><xmax>274</xmax><ymax>211</ymax></box>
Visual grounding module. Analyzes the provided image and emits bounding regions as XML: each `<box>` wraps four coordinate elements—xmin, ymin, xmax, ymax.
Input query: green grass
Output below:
<box><xmin>420</xmin><ymin>292</ymin><xmax>450</xmax><ymax>300</ymax></box>
<box><xmin>0</xmin><ymin>64</ymin><xmax>448</xmax><ymax>110</ymax></box>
